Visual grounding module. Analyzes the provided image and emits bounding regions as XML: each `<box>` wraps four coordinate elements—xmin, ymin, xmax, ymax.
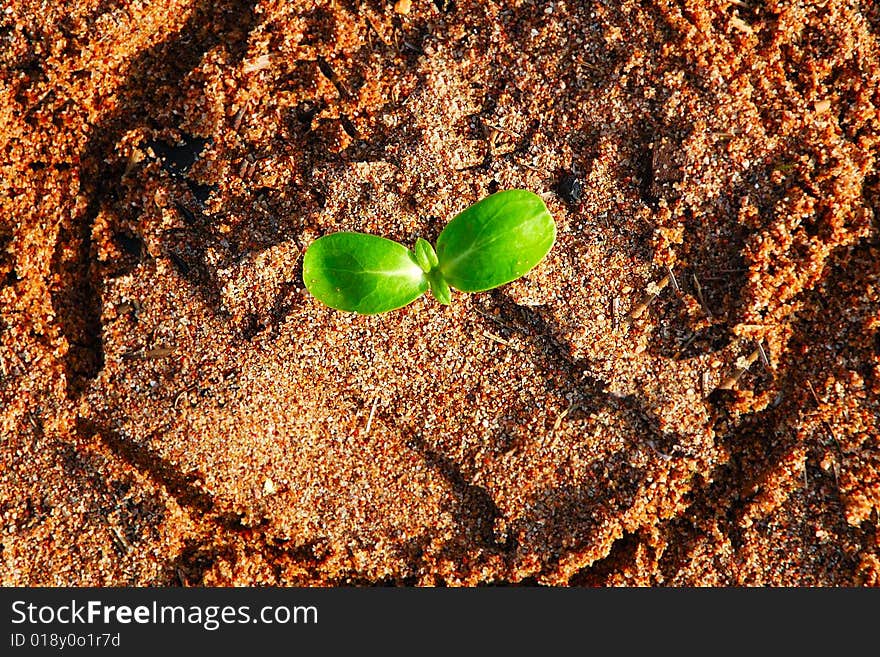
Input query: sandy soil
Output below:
<box><xmin>1</xmin><ymin>0</ymin><xmax>878</xmax><ymax>585</ymax></box>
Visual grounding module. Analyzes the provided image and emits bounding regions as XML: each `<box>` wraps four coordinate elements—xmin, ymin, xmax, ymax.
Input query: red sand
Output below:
<box><xmin>1</xmin><ymin>0</ymin><xmax>878</xmax><ymax>585</ymax></box>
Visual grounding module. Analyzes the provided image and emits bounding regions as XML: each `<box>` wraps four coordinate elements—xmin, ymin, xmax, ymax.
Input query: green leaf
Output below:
<box><xmin>303</xmin><ymin>232</ymin><xmax>428</xmax><ymax>314</ymax></box>
<box><xmin>436</xmin><ymin>189</ymin><xmax>556</xmax><ymax>292</ymax></box>
<box><xmin>427</xmin><ymin>269</ymin><xmax>451</xmax><ymax>305</ymax></box>
<box><xmin>413</xmin><ymin>237</ymin><xmax>439</xmax><ymax>273</ymax></box>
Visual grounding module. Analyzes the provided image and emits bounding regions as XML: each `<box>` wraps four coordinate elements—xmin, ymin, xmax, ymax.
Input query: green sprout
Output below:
<box><xmin>302</xmin><ymin>189</ymin><xmax>556</xmax><ymax>315</ymax></box>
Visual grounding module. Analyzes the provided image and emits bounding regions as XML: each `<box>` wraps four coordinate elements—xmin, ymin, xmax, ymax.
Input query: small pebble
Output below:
<box><xmin>557</xmin><ymin>174</ymin><xmax>583</xmax><ymax>204</ymax></box>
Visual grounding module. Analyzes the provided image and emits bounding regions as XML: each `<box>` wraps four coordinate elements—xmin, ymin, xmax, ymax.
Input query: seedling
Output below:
<box><xmin>303</xmin><ymin>189</ymin><xmax>556</xmax><ymax>314</ymax></box>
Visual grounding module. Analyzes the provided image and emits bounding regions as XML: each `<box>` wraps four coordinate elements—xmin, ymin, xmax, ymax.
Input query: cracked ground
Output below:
<box><xmin>1</xmin><ymin>0</ymin><xmax>879</xmax><ymax>585</ymax></box>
